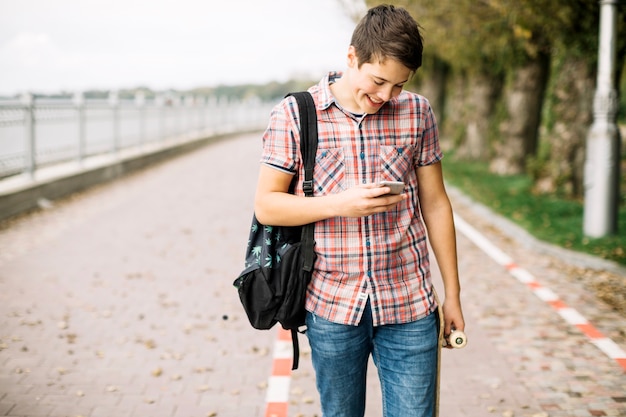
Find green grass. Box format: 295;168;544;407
443;158;626;266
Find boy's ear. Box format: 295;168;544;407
347;45;358;68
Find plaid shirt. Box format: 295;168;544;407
261;72;442;326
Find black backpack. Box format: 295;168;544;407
233;91;318;369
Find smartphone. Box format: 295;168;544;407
380;180;405;195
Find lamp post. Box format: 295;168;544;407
583;0;621;238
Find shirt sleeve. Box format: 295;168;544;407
260;96;301;174
414;96;443;167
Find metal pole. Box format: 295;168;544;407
109;90;120;155
74;91;86;165
583;0;621;238
21;93;35;178
155;94;165;143
135;91;146;147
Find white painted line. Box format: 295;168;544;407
557;307;588;325
265;376;291;403
264;328;294;417
454;212;626;371
508;267;536;284
592;339;626;360
454;216;513;266
273;340;293;359
533;287;560;302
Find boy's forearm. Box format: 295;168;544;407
423;205;461;300
255;192;336;226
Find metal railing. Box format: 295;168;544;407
0;92;274;179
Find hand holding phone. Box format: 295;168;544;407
379;181;405;195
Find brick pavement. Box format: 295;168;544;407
0;132;625;417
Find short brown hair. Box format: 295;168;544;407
351;4;424;72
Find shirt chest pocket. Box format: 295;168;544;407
314;147;345;195
380;146;413;182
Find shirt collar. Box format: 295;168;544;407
317;71;398;116
317;71;342;111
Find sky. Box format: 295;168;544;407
0;0;364;96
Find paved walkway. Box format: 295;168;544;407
0;132;624;417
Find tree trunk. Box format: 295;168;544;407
534;56;595;197
416;57;450;149
490;55;550;175
455;71;502;161
440;71;467;152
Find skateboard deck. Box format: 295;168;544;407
433;290;467;416
434;291;444;417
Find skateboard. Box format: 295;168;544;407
434;291;467;417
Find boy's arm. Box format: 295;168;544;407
254;164;406;226
417;161;465;336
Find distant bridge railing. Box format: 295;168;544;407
0;92;274;179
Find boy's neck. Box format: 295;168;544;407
330;76;362;115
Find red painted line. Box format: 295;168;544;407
526;281;542;290
454;215;626;373
576;323;606;340
277;327;292;341
547;299;568;310
265;402;288;417
505;262;518;270
264;328;293;417
272;358;293;377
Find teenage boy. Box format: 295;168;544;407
254;4;465;416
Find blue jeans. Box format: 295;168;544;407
305;303;438;417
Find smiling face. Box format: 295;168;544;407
333;45;412;115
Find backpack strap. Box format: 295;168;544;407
285;91;318;370
287;91;317;271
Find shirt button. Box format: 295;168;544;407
360;152;365;160
367;271;372;277
366;239;371;247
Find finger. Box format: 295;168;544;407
360;182;384;190
370;186;392;198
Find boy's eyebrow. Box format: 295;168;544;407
373;75;408;85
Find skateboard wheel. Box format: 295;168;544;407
449;330;467;348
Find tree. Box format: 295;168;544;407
365;0;625;199
386;0;524;162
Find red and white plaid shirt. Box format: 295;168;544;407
261;72;442;326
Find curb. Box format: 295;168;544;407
447;185;626;276
0;131;257;223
